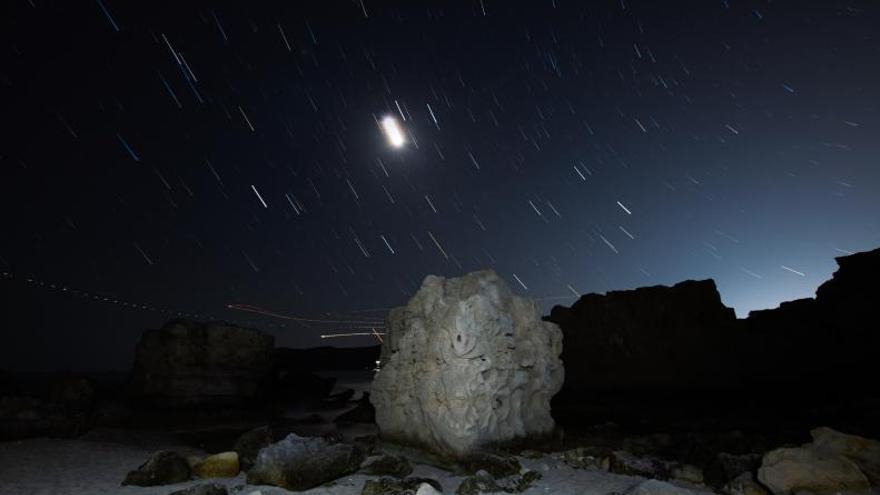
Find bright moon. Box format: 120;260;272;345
381;115;406;148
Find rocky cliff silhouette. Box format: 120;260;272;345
546;247;880;396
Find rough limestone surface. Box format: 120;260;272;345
810;427;880;485
246;433;365;491
757;446;870;495
370;270;564;457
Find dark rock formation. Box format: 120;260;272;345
547;279;740;391
130;319;274;408
742;247;880;391
547;247;880;399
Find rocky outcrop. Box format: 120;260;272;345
546;279;740;391
742;248;880;390
370;270;564;458
548;247;880;395
246;433;365;490
131;319;274;408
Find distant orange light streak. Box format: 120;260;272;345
226;303;384;326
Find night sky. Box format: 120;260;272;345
2;1;879;371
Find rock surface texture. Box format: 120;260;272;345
757;446;870;495
810;426;880;484
371;270;564;457
131;319;274;407
246;433;365;491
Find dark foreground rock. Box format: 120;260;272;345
336;391;377;424
757;447;869;494
810;426;880;485
234;425;274;471
361;454;414;478
757;427;880;495
456;469;542;494
131;319;275;408
169;484;228;495
247;433;365;490
361;477;443;495
122;450;191;486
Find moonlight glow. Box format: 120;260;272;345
381;115;406;148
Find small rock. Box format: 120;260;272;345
416;483;443;495
234;425;273;471
169;483;229;495
610;450;670;479
626;479;694;495
561;447;609;470
361;477;444;495
498;470;542;493
193;451;240;478
757;446;870;495
722;473;768;495
460;453;521;478
246;433;365;491
122;450;191;486
361;454;414;478
457;470;503;495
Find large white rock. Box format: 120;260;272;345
370;270;564;457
